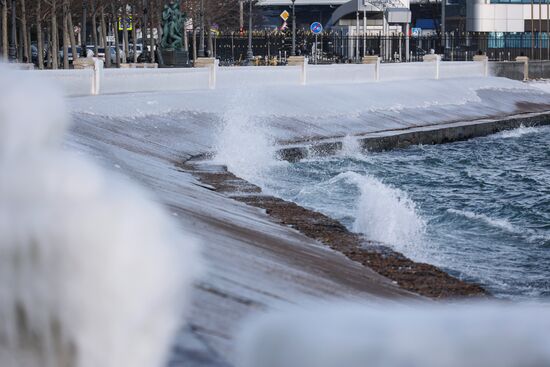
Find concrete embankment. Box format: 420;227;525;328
278;110;550;162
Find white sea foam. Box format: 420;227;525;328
0;66;200;367
334;172;426;253
495;125;538;139
213;89;284;184
237;302;550;367
447;208;516;233
339;135;364;159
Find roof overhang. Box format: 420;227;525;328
325;0;381;28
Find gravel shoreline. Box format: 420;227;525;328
181;160;488;299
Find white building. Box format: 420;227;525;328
467;0;550;32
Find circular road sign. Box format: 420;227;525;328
310;22;323;34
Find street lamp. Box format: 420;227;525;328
246;0;253;62
291;0;296;56
81;0;88;57
9;0;16;61
198;0;205;57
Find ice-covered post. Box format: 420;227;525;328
300;56;308;85
473;54;489;77
423;52;441;80
209;59;219;89
92;58;104;95
516;56;529;81
362;54;380;81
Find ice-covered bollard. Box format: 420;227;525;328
0;67;201;367
423;53;441;80
237;302;550;367
473;54;489;77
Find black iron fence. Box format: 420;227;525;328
188;31;550;65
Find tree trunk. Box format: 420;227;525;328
37;0;44;69
20;0;29;61
51;0;59;69
101;7;110;67
149;0;155;63
18;21;23;61
67;9;78;60
99;6;107;47
110;2;120;67
62;0;69;68
183;18;188;51
132;8;137;63
45;25;51;68
192;26;196;62
1;0;7;61
122;3;128;63
91;0;98;55
100;6;106;49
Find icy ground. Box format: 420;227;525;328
66;77;550;365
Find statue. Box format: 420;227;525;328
161;0;184;50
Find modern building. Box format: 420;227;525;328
466;0;550;32
257;0;412;60
257;0;410;34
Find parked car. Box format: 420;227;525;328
58;46;94;63
128;43;143;60
94;47;117;63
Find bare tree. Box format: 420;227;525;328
62;0;69;68
99;3;106;48
110;1;120;66
90;0;98;54
66;2;78;61
48;0;59;68
36;0;44;68
122;2;128;62
20;0;29;62
100;5;110;67
131;2;137;62
1;0;7;60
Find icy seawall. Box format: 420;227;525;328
63;76;550;364
22;60;487;97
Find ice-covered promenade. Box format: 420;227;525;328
56;63;550;365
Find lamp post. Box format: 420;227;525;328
8;0;16;61
246;0;253;62
291;0;296;56
198;0;205;57
81;0;88;57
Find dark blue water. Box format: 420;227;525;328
262;126;550;299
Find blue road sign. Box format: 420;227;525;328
310;22;323;34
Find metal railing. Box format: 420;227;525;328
188;31;550;65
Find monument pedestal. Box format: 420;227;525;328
160;49;190;68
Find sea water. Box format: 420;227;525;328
257;126;550;299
